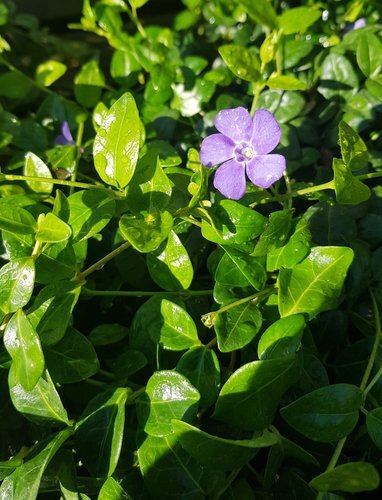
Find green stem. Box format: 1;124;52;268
364;365;382;397
82;287;213;298
212;468;241;500
250;82;265;116
251;180;334;207
360;289;381;392
70;122;85;195
0;56;52;95
2;173;120;194
202;286;276;327
73;241;132;283
316;437;347;500
125;3;147;38
358;171;382;181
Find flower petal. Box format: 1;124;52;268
199;133;235;167
251;109;282;155
214;107;253;143
62;121;74;143
213;159;247;200
246;154;286;189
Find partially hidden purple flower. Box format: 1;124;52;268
54;121;75;146
199;107;286;200
352;18;366;30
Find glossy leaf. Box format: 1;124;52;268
36;59;67;87
68;190;116;242
24;152;53;194
0;429;72;500
119;210;173;253
138;432;222;499
258;314;305;360
137;370;200;436
278;247;354;319
4;309;44;391
172;419;277;471
253;209;293;257
0;258;35;314
218;44;260;82
318;54;358;100
27;281;81;346
278;6;321;34
333;158;370;205
216;247;266;290
238;0;278;28
93;92;140;188
267;217;311;271
147;230;194;291
176;346;221;408
75;388;128;477
0;204;36;234
281;384;362;442
9;368;69;424
215;301;262;353
36;212;72;243
98;477;131;500
356;33;382;79
45;327;99;383
74;59;105;108
213;356;300;431
338;120;368;171
266;75;307;91
310;462;380;493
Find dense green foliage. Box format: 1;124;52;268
0;0;382;498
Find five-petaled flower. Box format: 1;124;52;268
54;121;76;146
199;107;286;200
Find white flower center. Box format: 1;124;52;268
241;146;254;160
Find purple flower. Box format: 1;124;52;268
199;107;286;200
54;121;75;146
352;18;366;30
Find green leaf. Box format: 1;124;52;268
68;190;116;243
172;420;277;471
45;327;99;383
24;152;53;194
0;258;35;313
218;44;260;82
171;78;216;117
75;388;128;477
36;212;72;243
338;120;369;171
278;7;321;35
333;158;370;204
128;0;149;9
147;230;193;291
137;370;200;437
36;60;67;87
318;54;358;100
0;71;32;99
0;204;36;234
310;462;380;493
176;346;221;408
281;384;362;442
74;59;105;108
258;314;305;360
213;356;300;431
267;217;311;271
119;210;173;253
216;247;266;290
278;246;354;319
27;281;81;346
266;75;307;91
238;0;278;28
125;151;172;212
98;477;131;500
253;209;293;256
4;309;44;391
138;432;222;498
93;92;140;188
136;297;201;351
88;323;129;346
215;301;262;353
366;408;382;451
201;200;267;249
0;429;72;500
9;368;69;424
356;33;382;79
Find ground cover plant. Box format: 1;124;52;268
0;0;382;497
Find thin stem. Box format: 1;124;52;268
250;82;265;116
125;3;147;38
2;173;120;194
360;289;381;392
364;365;382;397
202;286;275;327
82;287;213;298
212;468;241;500
0;56;52;95
251;180;334;207
70;122;85;195
358;171;382;181
31;239;43;260
316;437;347;500
73;241;132;283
